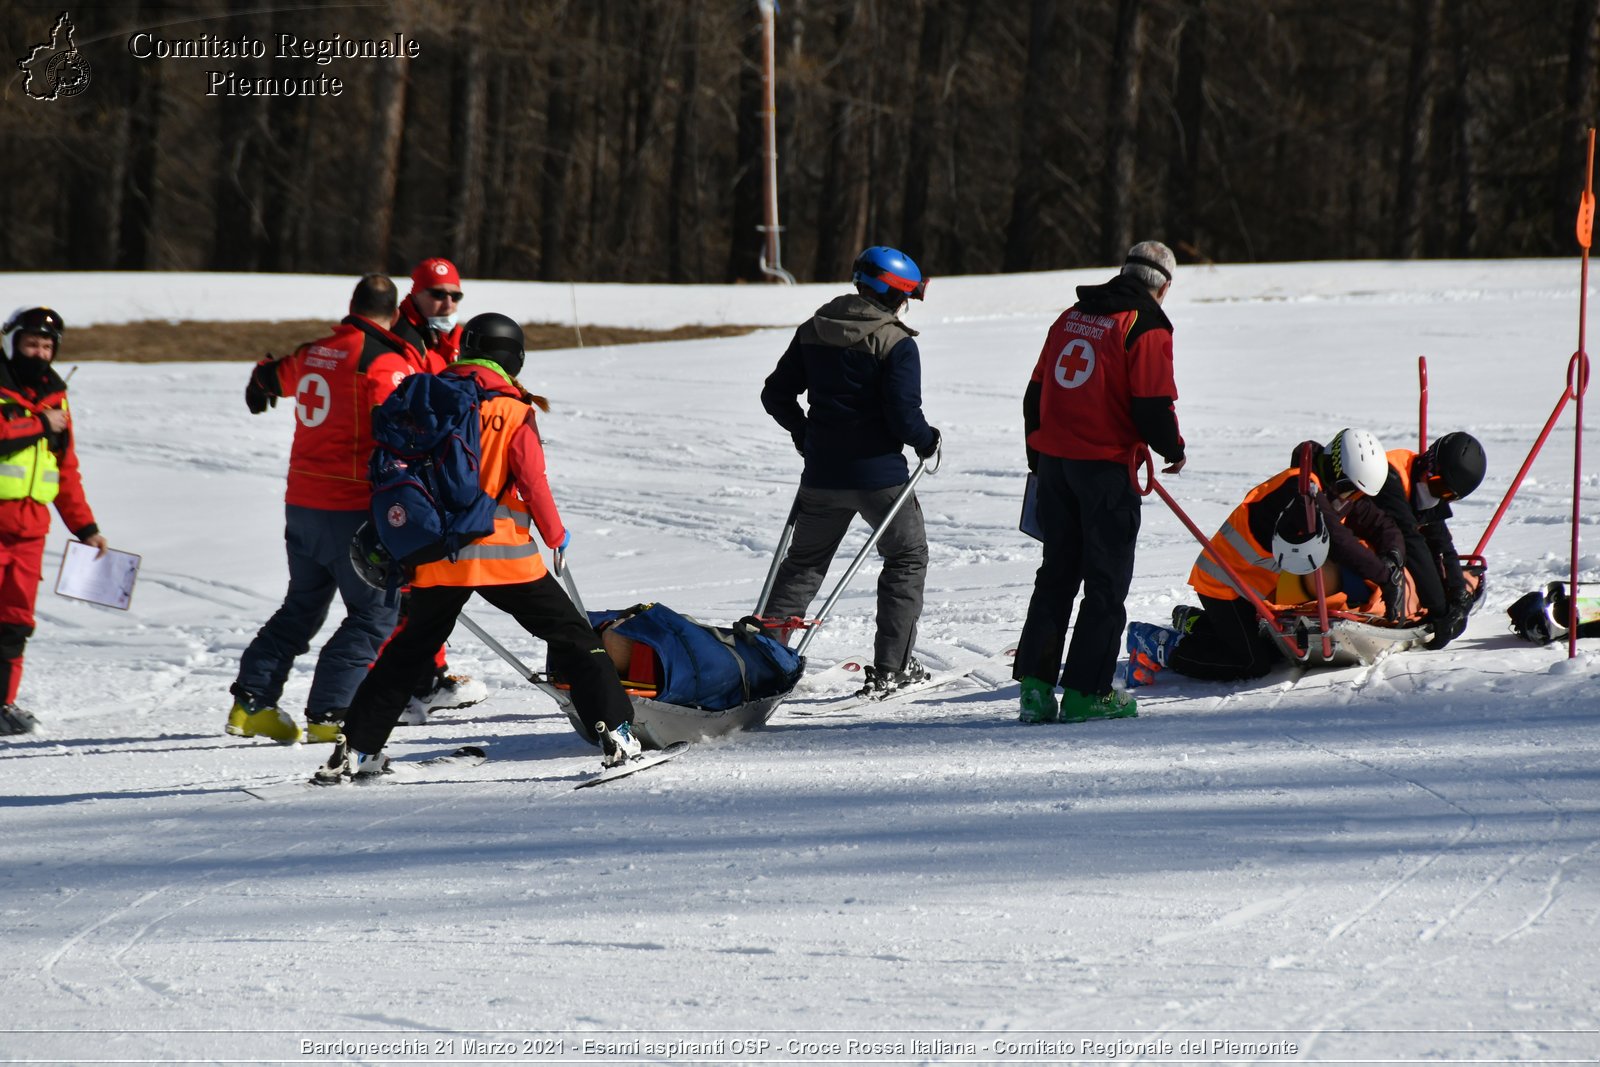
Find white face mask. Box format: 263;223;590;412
428;313;458;333
1412;479;1442;511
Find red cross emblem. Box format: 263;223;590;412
1053;338;1096;389
294;373;331;427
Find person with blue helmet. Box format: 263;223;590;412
760;245;941;698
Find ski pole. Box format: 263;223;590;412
754;494;800;617
555;555;589;618
456;610;572;708
794;456;931;657
1130;447;1305;661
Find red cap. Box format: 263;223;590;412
410;258;461;293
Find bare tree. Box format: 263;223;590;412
1553;0;1600;250
1100;0;1145;264
1003;0;1059;272
361;57;412;270
668;6;705;283
1164;0;1208;259
1393;0;1442;259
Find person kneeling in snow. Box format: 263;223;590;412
1126;429;1403;685
1370;431;1486;651
316;313;636;782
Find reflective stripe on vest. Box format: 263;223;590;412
0;398;63;505
1188;468;1306;602
410;394;548;588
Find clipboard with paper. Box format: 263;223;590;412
54;540;141;610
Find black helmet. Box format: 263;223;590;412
3;307;64;357
1421;431;1486;501
460;312;525;377
1506;584;1564;644
349;522;395;591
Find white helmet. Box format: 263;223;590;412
1271;502;1330;575
1327;427;1388;497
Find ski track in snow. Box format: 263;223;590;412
3;261;1600;1062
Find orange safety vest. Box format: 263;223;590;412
411;394;549;588
1188;468;1320;602
1387;448;1417;499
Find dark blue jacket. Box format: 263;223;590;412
762;294;936;491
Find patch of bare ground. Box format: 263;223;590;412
66;320;767;361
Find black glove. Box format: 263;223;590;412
1380;550;1406;623
1449;579;1477;614
245;358;279;415
1426;604;1469;650
790;430;806;457
1026;445;1039;474
915;427;941;461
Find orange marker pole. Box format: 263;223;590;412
1568;128;1594;658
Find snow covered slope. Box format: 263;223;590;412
3;260;1597;1062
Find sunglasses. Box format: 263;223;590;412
1333;478;1360;498
425;288;464;302
1425;474;1458;502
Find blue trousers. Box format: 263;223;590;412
235;505;399;716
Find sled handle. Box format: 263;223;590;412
456;609;572;713
1131;447;1306;662
754;494;800;618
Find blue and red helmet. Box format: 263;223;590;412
852;246;926;302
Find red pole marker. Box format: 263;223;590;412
1570;127;1594;659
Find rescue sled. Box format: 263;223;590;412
462;560;805;749
573;602;804;749
1268;556;1486;668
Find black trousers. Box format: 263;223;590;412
1167;594;1280;681
1014;456;1141;696
340;575;632;755
764;482;928;671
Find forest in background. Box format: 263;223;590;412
1;0;1597;285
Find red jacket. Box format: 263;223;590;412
1025;275;1183;466
266;316;426;511
0;365;96;540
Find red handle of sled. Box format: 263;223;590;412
1296;444;1334;660
1418;356;1429;452
1131;448;1305;661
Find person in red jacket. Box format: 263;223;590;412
385;256;487;720
395;257;462;371
316;313;635;782
1014;242;1185;725
0;308;108;735
228;274;428;744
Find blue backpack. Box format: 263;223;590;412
585;603;804;711
369;373;501;570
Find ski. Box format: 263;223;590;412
240;745;489;800
574;741;692;789
789;647;1017;716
